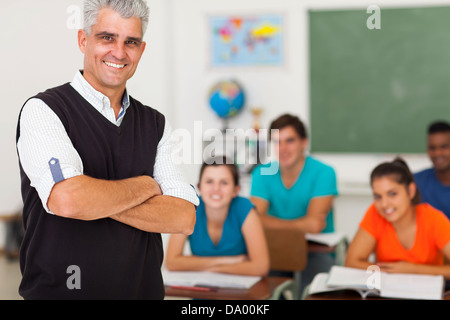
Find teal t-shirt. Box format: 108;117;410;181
189;196;254;256
250;156;338;233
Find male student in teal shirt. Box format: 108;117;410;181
250;114;338;293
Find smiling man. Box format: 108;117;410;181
250;114;338;294
250;114;338;234
414;121;450;219
16;0;198;300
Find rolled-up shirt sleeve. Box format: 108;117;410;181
17;98;84;214
153;121;199;207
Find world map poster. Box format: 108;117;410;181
209;14;284;66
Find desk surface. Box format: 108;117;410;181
165;276;291;300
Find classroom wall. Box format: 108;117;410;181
1;0;448;248
169;0;444;240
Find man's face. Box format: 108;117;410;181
427;131;450;172
78;8;146;94
271;126;307;170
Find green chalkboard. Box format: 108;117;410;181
309;6;450;153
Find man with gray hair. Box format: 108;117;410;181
16;0;198;299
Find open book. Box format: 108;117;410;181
309;266;444;300
162;270;261;289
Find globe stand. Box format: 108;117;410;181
221;118;230;133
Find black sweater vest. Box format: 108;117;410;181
17;83;166;300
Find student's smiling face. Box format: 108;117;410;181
427;132;450;173
371;176;416;224
198;166;240;211
77;7;146;94
271;126;308;170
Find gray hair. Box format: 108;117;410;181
83;0;150;36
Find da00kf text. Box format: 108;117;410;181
226;304;269;315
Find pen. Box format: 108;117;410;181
170;285;217;292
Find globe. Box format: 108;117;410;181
208;80;245;119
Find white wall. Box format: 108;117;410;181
0;0;86;250
1;0;448;247
1;0;80;216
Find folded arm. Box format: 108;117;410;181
377;243;450;280
111;195;196;235
165;209;269;276
345;228;377;270
48;174;195;235
347;229;450;280
165;234;247;271
48;175;161;221
251;195;334;234
206;209;270;276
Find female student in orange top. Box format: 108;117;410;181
165;157;269;276
345;158;450;279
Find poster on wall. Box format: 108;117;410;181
209;14;284;67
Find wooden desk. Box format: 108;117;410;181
307;238;348;266
307;242;337;254
165;276;291;300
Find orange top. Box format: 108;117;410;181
360;203;450;265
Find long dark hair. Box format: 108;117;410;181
199;156;240;186
370;157;421;205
